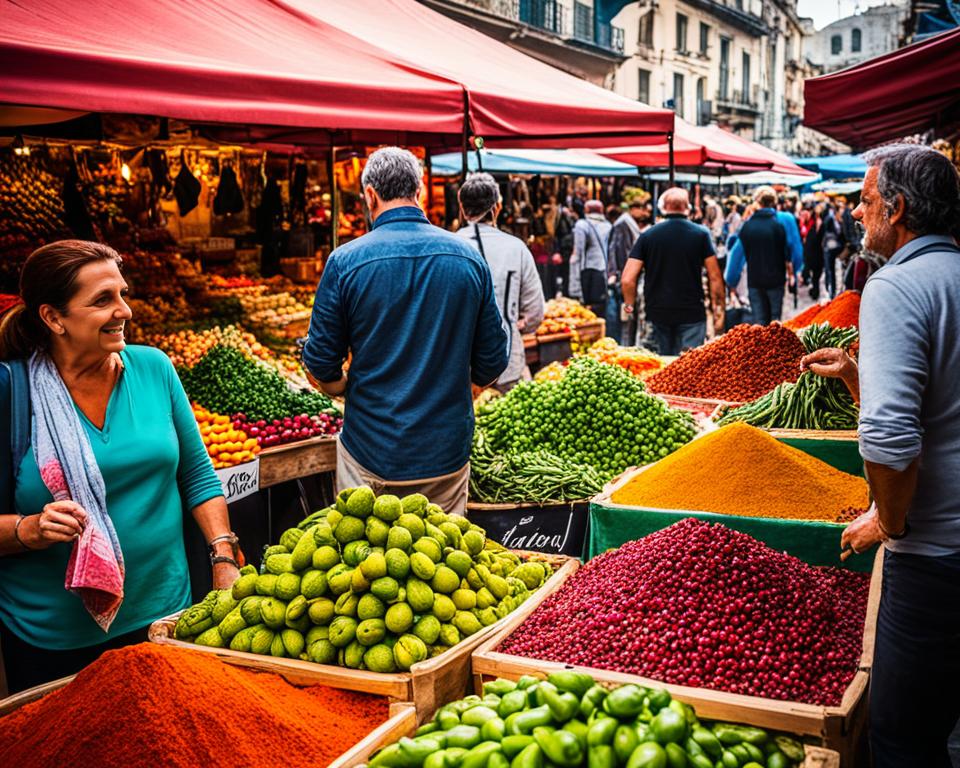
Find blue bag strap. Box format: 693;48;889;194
2;359;31;509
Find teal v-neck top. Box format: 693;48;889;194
0;345;223;649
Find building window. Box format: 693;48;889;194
696;77;708;124
719;37;730;99
676;13;688;53
673;73;685;117
638;9;654;46
741;51;751;102
851;28;862;53
831;34;842;55
638;69;651;105
699;22;710;55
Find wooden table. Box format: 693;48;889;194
257;435;338;488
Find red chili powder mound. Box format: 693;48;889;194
0;643;389;768
784;291;861;330
645;324;805;401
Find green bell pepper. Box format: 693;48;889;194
587;745;616;768
625;741;668;768
646;689;672;715
561;719;589;750
587;716;618;747
498;690;529;719
579;685;608;720
650;708;688;745
603;685;646;719
543;688;580;723
613;724;639;764
533;726;584;767
510;742;543;768
664;742;688;768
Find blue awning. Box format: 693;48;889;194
791;154;866;180
430;148;639;177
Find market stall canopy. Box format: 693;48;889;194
791;154;866;180
430;148;638;177
286;0;675;148
0;0;467;145
597;122;816;176
804;27;960;149
644;169;820;188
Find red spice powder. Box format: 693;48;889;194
784;291;861;331
645;324;805;401
0;643;389;768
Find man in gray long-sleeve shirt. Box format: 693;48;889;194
801;144;960;767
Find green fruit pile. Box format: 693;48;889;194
369;672;807;768
178;344;337;422
174;486;554;672
476;356;697;480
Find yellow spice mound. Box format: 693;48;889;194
611;422;869;521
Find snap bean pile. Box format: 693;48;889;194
470;429;605;504
717;324;860;431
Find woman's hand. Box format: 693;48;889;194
840;505;884;561
212;561;241;590
26;502;88;548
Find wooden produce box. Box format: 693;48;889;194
333;696;839;768
466;499;589;558
587;462;876;572
0;674;416;767
658;393;744;419
149;553;578;722
537;332;574;365
471;547;883;767
258;434;338;488
574;318;606;345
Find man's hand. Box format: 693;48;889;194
800;347;860;404
840;504;884;561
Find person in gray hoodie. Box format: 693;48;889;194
457;173;545;392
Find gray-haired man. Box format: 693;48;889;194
800;144;960;767
302;147;508;513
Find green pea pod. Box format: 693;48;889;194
546;671;595;698
481;718;506;743
461;741;505;768
588;745;616;768
484;679;519;697
692;727;724;759
664;743;688;768
562;719;589;750
613;724;639;765
510;743;543;768
773;737;804;763
587;716;618;747
533;726;584;767
714;725;769;747
506;705;553;735
543;688;580;723
463;706;501;728
516;675;540;691
625;741;667;768
579;685;608;719
446;725;483;750
603;685;646;719
498;690;529;719
501;735;535;760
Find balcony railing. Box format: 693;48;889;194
715;89;759;111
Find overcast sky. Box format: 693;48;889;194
797;0;899;31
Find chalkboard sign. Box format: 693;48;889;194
466;500;589;558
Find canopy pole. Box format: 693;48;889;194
668;131;675;186
329;145;339;250
461;90;470;182
425;150;434;217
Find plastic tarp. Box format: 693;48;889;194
804;27;960;149
792;154;867;180
430;148;638;177
597;121;816;176
0;0;466;143
288;0;675;148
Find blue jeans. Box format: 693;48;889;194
870;550;960;768
605;286;622;346
650;321;706;356
748;286;785;325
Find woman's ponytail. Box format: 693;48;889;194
0;303;40;361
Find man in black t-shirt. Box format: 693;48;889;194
621;188;725;355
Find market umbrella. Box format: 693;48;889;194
429;148;639;177
804;27;960;150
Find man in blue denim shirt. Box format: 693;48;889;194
302;148;508;513
801;145;960;767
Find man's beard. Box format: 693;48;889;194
865;219;897;260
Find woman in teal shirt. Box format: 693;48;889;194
0;241;239;693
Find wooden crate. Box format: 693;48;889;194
574;318;606;345
0;673;416;767
471;547;882;766
258;435;338;488
466;499;589;557
150;553;578;722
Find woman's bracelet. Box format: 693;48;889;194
207;532;239;566
14;515;37;551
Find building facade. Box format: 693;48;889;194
419;0;627;85
804;2;909;73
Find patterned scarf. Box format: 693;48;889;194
29;352;125;632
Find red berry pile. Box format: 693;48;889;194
231;412;342;449
500;518;869;706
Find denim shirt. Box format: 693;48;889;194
858;234;960;556
302;206;508;480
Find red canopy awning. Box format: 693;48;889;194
804;27;960;150
287;0;674;148
0;0;466;143
597;122;815;176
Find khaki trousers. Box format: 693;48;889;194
336;440;469;515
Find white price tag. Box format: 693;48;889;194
215;458;260;504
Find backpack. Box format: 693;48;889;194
1;359;31;514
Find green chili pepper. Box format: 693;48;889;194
461;741;505;768
395;736;442;767
728;745;750;764
713;725;769;747
484;679;518;697
561;719;589;750
532;682;557;708
416;722;440;736
691;727;723;759
510;743;543;768
742;743;764;763
543;688;580;723
587;716;618;747
603;685;646;719
579;685;608;719
498;690;529;719
546;671;595;698
533;726;584;767
501;735;535;760
588;745;617;768
505;705;553;735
